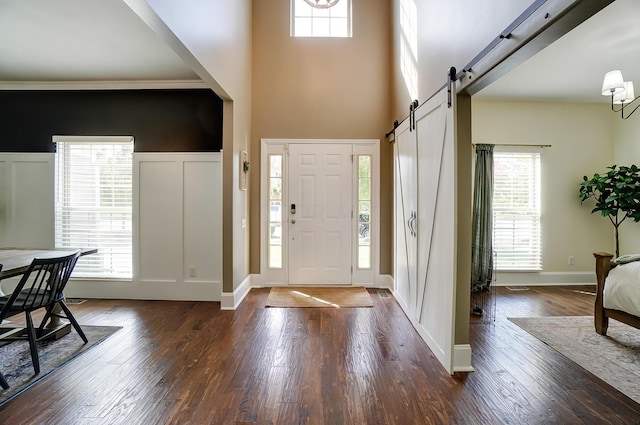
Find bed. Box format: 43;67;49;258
593;252;640;335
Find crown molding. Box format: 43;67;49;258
0;79;208;90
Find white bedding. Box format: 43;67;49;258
604;261;640;317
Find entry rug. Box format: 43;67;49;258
509;316;640;404
0;325;121;407
265;286;373;308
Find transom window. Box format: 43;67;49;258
291;0;352;38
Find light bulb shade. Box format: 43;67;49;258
613;81;635;104
602;70;625;95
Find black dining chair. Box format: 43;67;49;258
0;263;8;390
0;250;87;375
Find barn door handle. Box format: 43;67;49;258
407;211;417;237
412;211;417;237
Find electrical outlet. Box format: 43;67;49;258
189;266;197;277
568;256;575;266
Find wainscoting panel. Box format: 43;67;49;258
0;152;222;301
0;153;54;248
137;159;181;282
134;153;222;300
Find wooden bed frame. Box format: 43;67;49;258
593;252;640;335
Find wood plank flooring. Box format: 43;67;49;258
1;286;640;424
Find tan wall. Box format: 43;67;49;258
390;0;531;122
250;0;393;275
614;114;640;255
141;0;253;291
473;100;615;271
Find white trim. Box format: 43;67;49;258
453;345;474;373
260;139;381;286
0;80;207;91
495;271;596;286
375;274;394;289
221;274;253;310
64;279;221;301
53;135;134;144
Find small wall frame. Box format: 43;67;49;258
240;150;248;190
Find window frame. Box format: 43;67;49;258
53;135;134;279
492;147;542;271
290;0;353;38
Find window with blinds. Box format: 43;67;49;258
493;150;542;271
53;136;133;278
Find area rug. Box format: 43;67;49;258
509;316;640;404
265;286;373;308
0;325;121;407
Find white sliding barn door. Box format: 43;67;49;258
414;89;456;374
394;120;417;316
393;88;457;374
288;144;353;284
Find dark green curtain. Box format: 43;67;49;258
471;144;494;292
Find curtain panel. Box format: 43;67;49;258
471;144;494;292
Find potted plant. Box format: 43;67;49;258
579;164;640;257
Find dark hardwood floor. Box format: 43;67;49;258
1;286;640;424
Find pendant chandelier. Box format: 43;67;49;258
602;70;640;119
304;0;340;9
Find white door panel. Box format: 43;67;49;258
393;88;457;374
289;144;352;284
415;89;456;374
394;120;417;315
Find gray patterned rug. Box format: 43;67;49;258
509;316;640;404
0;325;121;407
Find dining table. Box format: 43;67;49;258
0;247;98;339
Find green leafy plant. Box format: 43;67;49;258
579;165;640;257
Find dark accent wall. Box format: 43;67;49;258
0;89;223;152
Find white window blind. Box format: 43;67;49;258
54;136;133;278
493;150;542;271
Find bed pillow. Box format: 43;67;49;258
612;254;640;265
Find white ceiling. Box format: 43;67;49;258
0;0;199;82
476;0;640;104
0;0;637;102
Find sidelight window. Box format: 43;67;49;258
357;155;372;269
268;154;284;269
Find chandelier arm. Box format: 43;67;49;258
611;95;624;113
621;97;640;119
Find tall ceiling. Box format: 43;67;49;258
476;0;640;104
0;0;637;103
0;0;199;82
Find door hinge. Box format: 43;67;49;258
351;210;353;219
351;154;354;163
351;265;353;274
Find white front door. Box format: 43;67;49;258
288;144;352;284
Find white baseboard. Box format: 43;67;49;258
64;279;222;301
453;344;474;372
221;274;253;310
375;274;394;288
495;271;595;286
